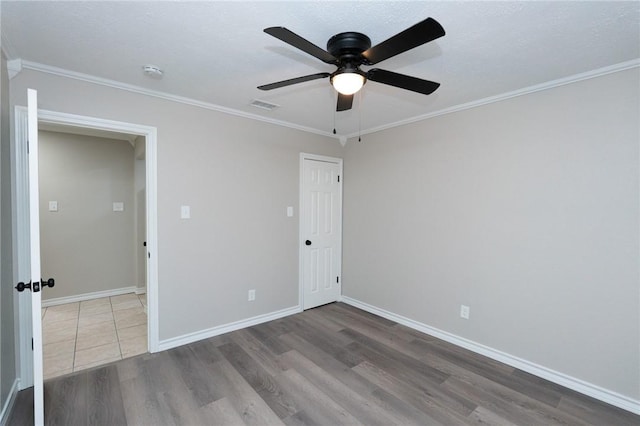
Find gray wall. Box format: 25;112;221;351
342;68;640;400
39;131;136;300
10;69;343;340
0;50;17;412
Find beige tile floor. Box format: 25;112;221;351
41;293;147;380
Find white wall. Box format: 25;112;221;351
10;69;343;341
39;130;136;300
342;68;640;401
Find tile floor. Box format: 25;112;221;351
41;293;147;380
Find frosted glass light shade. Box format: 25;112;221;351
332;72;365;95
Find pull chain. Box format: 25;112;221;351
333;92;337;134
358;90;362;142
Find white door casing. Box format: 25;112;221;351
300;154;343;310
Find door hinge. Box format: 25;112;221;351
338;175;340;183
27;140;29;154
337;276;339;283
32;338;34;351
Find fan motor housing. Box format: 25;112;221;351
327;32;371;63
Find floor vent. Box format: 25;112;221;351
250;99;280;111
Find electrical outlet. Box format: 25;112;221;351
460;305;470;320
248;289;256;301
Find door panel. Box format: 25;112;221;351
302;157;342;309
28;88;45;424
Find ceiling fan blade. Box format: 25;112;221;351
361;18;445;65
258;73;330;90
264;27;338;65
367;68;440;95
337;93;354;111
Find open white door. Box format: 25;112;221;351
27;88;45;425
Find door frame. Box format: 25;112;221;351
298;153;343;310
14;107;159;387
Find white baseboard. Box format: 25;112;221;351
341;296;640;415
0;379;20;426
135;287;146;295
42;286;137;307
158;305;302;351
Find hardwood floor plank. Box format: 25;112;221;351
287;314;363;367
85;365;127;425
299;307;347;333
278;331;380;397
556;390;640;426
342;327;450;385
119;376;166;425
119;352;195;425
246;325;292;355
209;358;285;426
467;406;519;426
369;387;446;426
279;350;401;426
6;386;34;426
167;344;225;407
187;337;225;365
200;397;248;426
230;328;289;376
350;340;481;420
410;337;564;407
44;372;89;426
325;302;398;328
155;388;209;426
218;340;297;419
282;410;320;426
441;375;587;426
271;368;364;425
321;303;417;344
352;360;469;425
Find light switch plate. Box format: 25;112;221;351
48;201;58;212
287;206;294;217
113;202;124;212
181;205;191;219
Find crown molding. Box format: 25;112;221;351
6;58;22;80
18;60;338;141
16;58;639;143
347;58;640;139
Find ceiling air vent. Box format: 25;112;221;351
250;99;280;111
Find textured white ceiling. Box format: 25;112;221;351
2;1;639;137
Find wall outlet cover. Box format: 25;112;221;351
460;305;470;320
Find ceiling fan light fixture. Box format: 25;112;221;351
331;72;365;95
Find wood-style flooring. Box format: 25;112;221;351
9;302;638;425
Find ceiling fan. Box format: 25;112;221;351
258;18;445;112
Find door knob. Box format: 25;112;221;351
15;281;31;292
305;240;312;246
